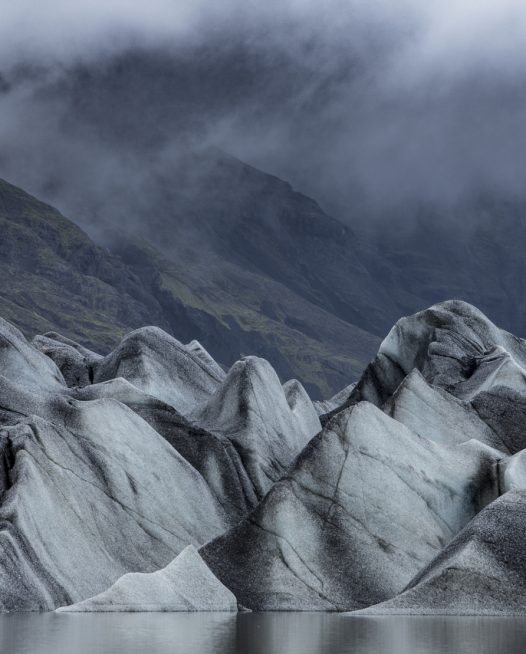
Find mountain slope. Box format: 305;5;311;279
357;197;526;341
101;149;410;338
0;178;170;351
0;174;383;397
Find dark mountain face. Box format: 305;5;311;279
0;175;382;398
102;150;397;397
4;49;526;400
5;139;526;400
102;149;403;336
0;178;172;351
357;197;526;341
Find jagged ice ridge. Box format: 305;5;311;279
0;300;525;614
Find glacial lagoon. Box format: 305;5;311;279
2;612;525;654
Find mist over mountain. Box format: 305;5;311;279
3;0;526;221
2;0;526;394
0;172;386;398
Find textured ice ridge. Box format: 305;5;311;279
0;300;524;614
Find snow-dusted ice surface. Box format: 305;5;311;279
0;402;230;611
313;382;355;415
354;491;526;615
32;332;102;388
191;357;320;501
201;402;501;610
94;327;224;414
58;546;238;612
283;379;322;440
341;300;526;411
0;318;66;391
2;300;526;613
0;320;318;611
384;369;506;450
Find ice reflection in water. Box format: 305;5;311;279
1;612;526;654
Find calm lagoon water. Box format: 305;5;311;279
1;612;525;654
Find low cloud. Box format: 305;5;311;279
1;0;526;224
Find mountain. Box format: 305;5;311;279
103;150;402;335
356;196;526;341
6;147;526;401
98;148;405;397
0;172;386;398
5;49;526;397
0;300;525;613
0;178;170;351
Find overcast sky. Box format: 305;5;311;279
1;0;526;223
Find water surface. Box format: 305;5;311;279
2;612;525;654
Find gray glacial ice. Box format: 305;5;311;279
353;491;526;615
94;327;224;414
191;357;320;500
0;318;66;391
32;332;102;388
313;382;356;415
201;402;501;610
341;300;526;410
58;545;238;612
384;369;507;450
0;300;526;614
0;402;230;611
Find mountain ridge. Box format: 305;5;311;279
0;168;384;397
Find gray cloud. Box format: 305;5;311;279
1;0;526;225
